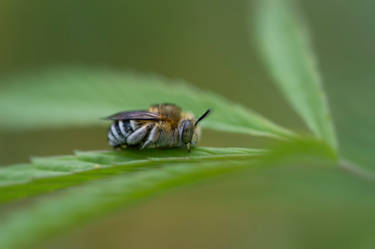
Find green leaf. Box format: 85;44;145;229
0;147;263;204
0;139;337;249
0;162;258;249
49;161;374;249
0;68;293;138
254;0;337;149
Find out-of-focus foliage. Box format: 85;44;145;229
254;0;337;150
0;68;293;138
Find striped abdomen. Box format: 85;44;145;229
107;120;181;149
107;120;134;148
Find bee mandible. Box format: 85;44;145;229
105;103;211;152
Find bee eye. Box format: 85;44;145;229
180;120;194;144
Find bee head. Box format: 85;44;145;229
180;109;211;152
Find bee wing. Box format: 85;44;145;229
105;111;164;121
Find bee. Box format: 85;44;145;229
105;103;211;152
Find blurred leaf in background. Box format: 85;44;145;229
0;68;293;138
254;0;337;150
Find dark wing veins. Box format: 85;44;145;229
105;111;164;121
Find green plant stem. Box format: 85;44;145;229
339;159;375;182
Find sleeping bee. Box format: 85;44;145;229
105;103;211;152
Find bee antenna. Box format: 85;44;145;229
194;109;211;126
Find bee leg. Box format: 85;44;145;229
186;143;191;152
126;124;152;145
140;125;160;150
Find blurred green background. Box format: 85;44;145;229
0;0;374;248
0;0;374;167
